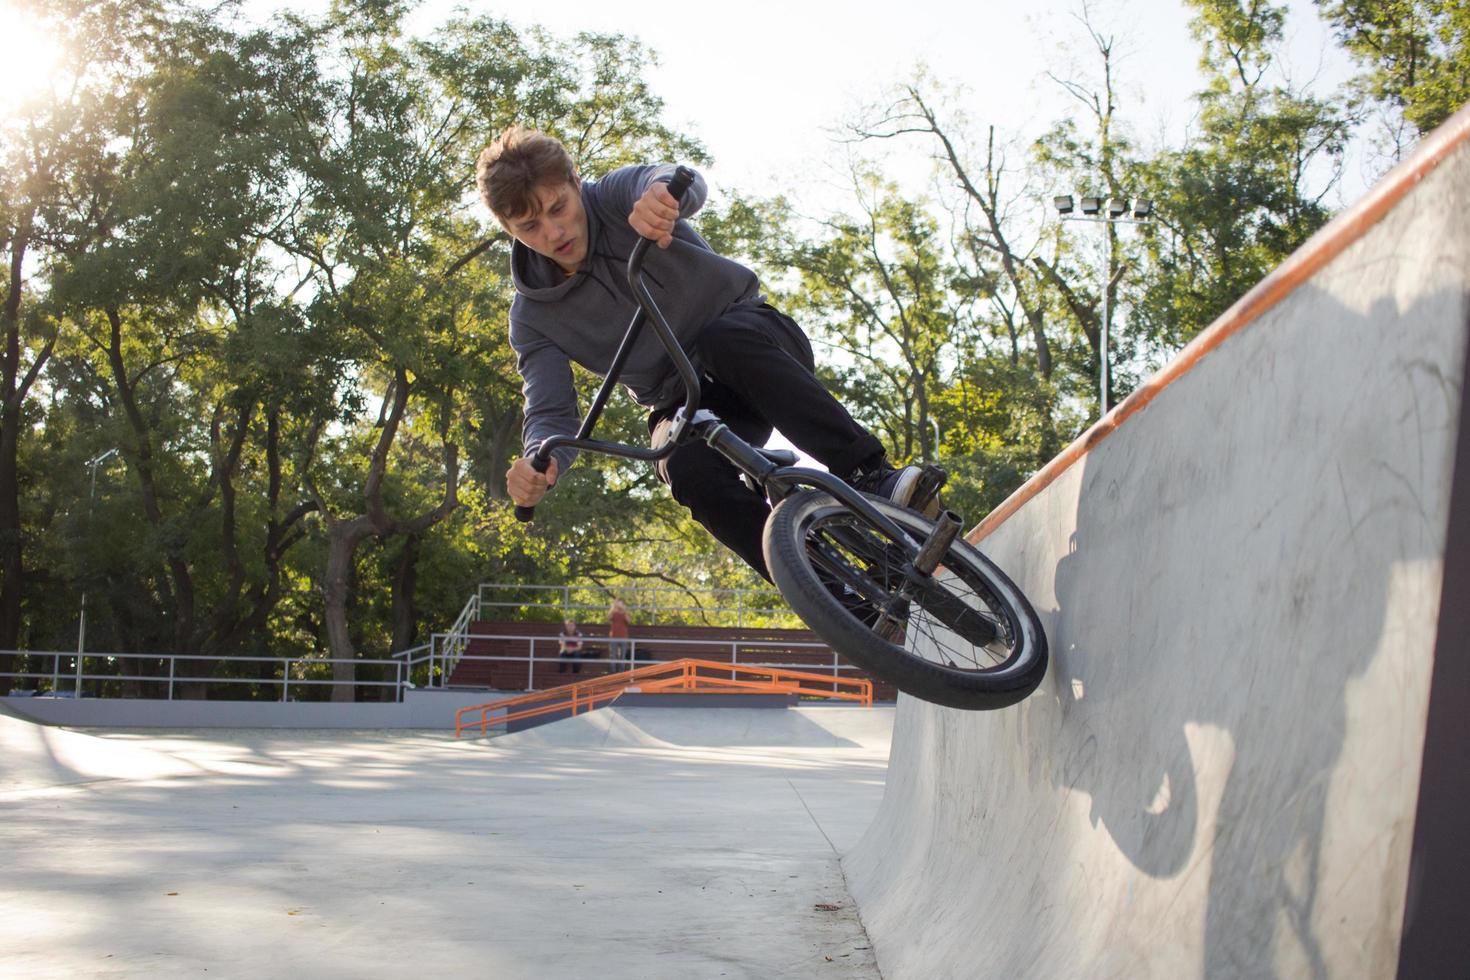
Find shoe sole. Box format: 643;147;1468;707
888;465;946;519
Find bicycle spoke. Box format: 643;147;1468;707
803;511;1019;673
804;537;909;635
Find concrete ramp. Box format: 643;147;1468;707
0;704;195;793
490;704;893;750
845;107;1470;977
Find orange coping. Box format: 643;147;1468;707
454;657;873;737
971;102;1470;545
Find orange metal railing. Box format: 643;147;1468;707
454;657;872;737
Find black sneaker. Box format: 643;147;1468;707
852;462;946;518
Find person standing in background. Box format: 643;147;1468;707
608;599;631;670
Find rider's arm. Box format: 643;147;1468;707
511;321;581;477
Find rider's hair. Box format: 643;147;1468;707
476;125;578;223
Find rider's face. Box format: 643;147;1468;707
505;180;588;275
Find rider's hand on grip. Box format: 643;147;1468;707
630;166;696;248
508;454;557;523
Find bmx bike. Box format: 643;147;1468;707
514;167;1047;710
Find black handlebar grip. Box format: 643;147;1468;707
665;165;696;203
512;451;554;523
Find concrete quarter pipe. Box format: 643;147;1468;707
845;105;1470;978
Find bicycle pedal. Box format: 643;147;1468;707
915;464;948;495
912;464;948;517
875;597;910;643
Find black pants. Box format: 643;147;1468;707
648;303;884;580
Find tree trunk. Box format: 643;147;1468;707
390;532;420;655
0;214;41;676
309;368;458;703
0;400;21;679
104;308;205;694
322;515;374;703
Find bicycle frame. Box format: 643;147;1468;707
518;167;920;549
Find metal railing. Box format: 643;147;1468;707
473;582;797;628
0;584;845;705
1;583;816;702
2;649;415;701
394;631;862;694
429;582;803;683
436;593;479;685
1;632;859;705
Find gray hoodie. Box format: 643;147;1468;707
508;164;761;473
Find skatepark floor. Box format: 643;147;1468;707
0;705;890;979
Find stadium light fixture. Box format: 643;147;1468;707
1051;187;1156;416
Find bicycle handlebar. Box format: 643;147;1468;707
514;165;698;523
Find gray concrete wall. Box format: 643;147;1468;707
844;117;1470;977
1;688;511;730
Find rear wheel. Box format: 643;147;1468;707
763;491;1047;710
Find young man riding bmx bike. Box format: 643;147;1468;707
476;125;944;579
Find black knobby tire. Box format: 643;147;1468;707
762;490;1047;710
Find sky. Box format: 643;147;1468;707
480;0;1209;196
1;0;1367;209
413;0;1366;209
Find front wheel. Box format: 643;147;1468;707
763;491;1047;710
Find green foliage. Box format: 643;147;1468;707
1316;0;1470;135
1126;0;1348;353
758;171;965;462
2;0;745;696
0;0;1424;696
931;359;1083;519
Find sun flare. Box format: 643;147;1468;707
0;3;65;113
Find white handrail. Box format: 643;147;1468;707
473;582;795;627
0;638;866;703
2;650;410;702
433;593;481;685
421;631;858;693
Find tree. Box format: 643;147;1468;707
30;7;340;696
831;75;1095;505
1316;0;1470;143
0;0;152;672
1126;0;1350;357
275;5;713;697
763;168;965;461
853;80;1062;380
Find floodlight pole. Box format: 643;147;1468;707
75;448;118;688
1055;197;1153;415
1101;224;1113;412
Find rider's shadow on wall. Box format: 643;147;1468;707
1042;281;1459;976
